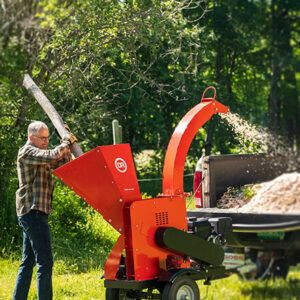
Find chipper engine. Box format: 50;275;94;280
52;87;232;299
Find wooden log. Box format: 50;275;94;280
23;74;84;158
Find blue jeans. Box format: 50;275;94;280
13;210;53;300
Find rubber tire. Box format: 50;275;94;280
106;288;121;300
162;277;200;300
105;288;137;300
272;259;289;279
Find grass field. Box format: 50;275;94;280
1;257;299;300
1;195;299;299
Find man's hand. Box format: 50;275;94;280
58;143;70;160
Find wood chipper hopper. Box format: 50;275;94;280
53;87;231;299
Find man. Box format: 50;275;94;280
13;121;76;300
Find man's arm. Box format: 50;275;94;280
19;135;71;166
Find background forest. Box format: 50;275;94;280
0;0;299;266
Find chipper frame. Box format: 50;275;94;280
53;87;230;299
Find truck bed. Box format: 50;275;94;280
192;153;300;228
187;208;300;232
188;153;300;250
200;153;300;208
187;208;300;250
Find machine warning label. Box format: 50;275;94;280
115;158;127;173
223;253;245;268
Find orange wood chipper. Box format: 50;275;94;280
53;87;232;299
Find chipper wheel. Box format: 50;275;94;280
162;276;200;300
105;288;135;299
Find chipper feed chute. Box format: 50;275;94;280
52;143;142;233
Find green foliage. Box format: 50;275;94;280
1;179;119;271
0;0;299;255
242;186;257;200
0;179;22;256
50;182;119;272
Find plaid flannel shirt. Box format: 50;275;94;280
16;141;71;216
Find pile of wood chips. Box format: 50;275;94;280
217;186;252;209
217;172;300;214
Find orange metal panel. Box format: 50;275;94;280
53;144;142;232
129;196;190;281
104;235;124;280
162;99;228;196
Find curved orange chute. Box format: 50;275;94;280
162;89;228;195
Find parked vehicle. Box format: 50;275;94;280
190;153;300;280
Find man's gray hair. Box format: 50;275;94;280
28;121;48;136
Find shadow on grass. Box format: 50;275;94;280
241;278;300;299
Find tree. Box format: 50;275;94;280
268;0;299;149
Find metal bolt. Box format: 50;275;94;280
109;219;112;222
119;228;122;232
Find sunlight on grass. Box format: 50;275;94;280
0;258;106;300
198;269;300;300
1;257;299;300
52;271;106;300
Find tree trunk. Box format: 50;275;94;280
279;2;299;150
268;0;299;151
268;0;282;136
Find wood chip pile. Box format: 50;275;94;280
217;172;300;214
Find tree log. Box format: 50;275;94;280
23;74;84;158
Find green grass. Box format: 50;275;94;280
202;267;300;300
2;192;299;299
0;257;106;299
1;257;299;299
